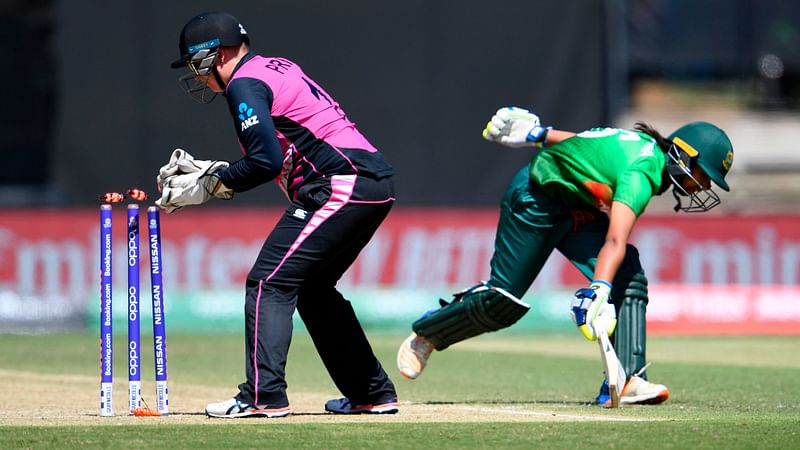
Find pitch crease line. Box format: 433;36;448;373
460;406;649;422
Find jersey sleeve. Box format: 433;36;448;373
613;170;654;216
612;142;665;216
215;77;284;192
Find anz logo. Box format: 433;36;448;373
238;102;260;131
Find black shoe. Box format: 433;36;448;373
324;396;399;414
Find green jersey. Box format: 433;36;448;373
529;128;666;216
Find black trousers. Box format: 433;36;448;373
236;174;396;407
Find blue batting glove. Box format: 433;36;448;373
569;280;616;341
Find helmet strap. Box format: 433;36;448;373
211;66;227;91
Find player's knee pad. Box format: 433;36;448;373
412;283;530;350
612;271;648;378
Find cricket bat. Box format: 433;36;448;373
598;332;627;408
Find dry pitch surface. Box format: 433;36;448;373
5;336;792;427
0;368;645;426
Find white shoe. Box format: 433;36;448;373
205;397;291;418
397;332;434;380
620;376;670;405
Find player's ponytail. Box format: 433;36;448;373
633;122;671;154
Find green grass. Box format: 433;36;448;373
2;421;798;449
1;333;799;449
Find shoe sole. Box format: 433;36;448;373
601;389;669;407
353;401;399;414
326;401;399;415
397;334;426;380
206;406;291;418
399;368;418;380
620;389;670;405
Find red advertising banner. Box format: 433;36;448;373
0;207;798;334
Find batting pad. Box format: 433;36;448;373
413;284;530;350
613;273;648;379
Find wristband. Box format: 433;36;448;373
526;125;551;144
590;280;612;297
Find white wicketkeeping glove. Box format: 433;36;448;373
569;280;617;341
156;148;228;193
155;161;233;213
157;149;197;191
482;106;549;148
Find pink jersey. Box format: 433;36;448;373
233;56;378;152
219;53;392;198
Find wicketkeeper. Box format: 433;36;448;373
397;106;735;406
158;11;399;417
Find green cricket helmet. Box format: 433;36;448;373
665;121;734;212
668;122;734;191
